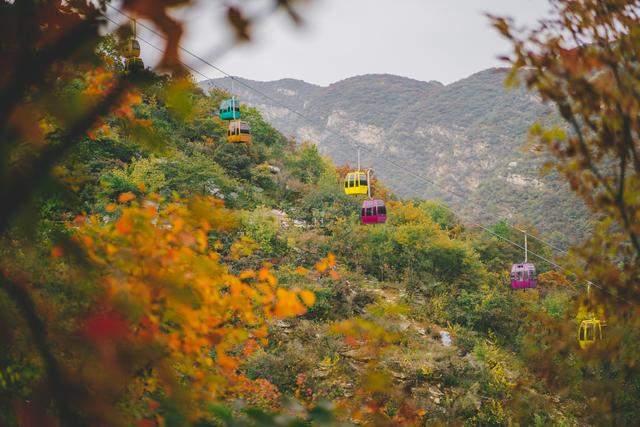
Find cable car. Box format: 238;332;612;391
361;199;387;225
123;39;143;72
510;263;537;289
227;120;251;143
510;232;537;289
123;38;140;59
123;20;143;72
219;98;241;121
578;319;604;349
344;171;369;196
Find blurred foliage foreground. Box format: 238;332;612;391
2;0;640;426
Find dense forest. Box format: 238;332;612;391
1;0;639;426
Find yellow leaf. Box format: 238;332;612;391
298;290;315;307
239;270;255;280
315;259;328;273
275;289;306;317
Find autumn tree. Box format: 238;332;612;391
0;0;310;424
492;0;640;423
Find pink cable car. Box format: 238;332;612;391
510;263;537;289
361;199;387;225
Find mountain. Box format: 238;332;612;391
8;64;633;425
201;69;592;246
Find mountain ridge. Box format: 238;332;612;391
200;68;591;245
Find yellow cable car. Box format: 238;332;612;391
578;319;604;349
228;120;251;143
123;20;143;72
344;171;369;196
123;38;141;59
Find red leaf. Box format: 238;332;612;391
84;312;129;343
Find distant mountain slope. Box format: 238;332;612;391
201;69;592;245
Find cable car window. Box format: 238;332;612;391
586;324;594;340
349;177;355;187
359;174;368;186
378;205;386;215
365;207;373;216
518;271;523;280
361;208;365;217
344;180;349;189
372;206;377;215
580;326;585;341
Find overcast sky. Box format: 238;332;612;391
131;0;550;86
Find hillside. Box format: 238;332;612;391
2;50;637;423
4;2;639;425
202;69;592;247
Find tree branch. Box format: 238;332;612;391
615;143;640;256
0;76;133;234
0;276;77;425
563;106;615;196
0;13;99;131
609;64;640;174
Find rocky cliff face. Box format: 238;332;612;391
201;69;592;245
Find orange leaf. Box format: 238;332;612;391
115;215;133;235
294;266;309;276
327;252;336;267
50;245;64;259
118;192;136;203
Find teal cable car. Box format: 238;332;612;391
219;98;240;121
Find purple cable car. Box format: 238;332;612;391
361;199;387;225
510;263;537;289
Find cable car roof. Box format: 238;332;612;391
229;120;250;128
362;199;385;207
511;263;536;271
220;98;239;108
